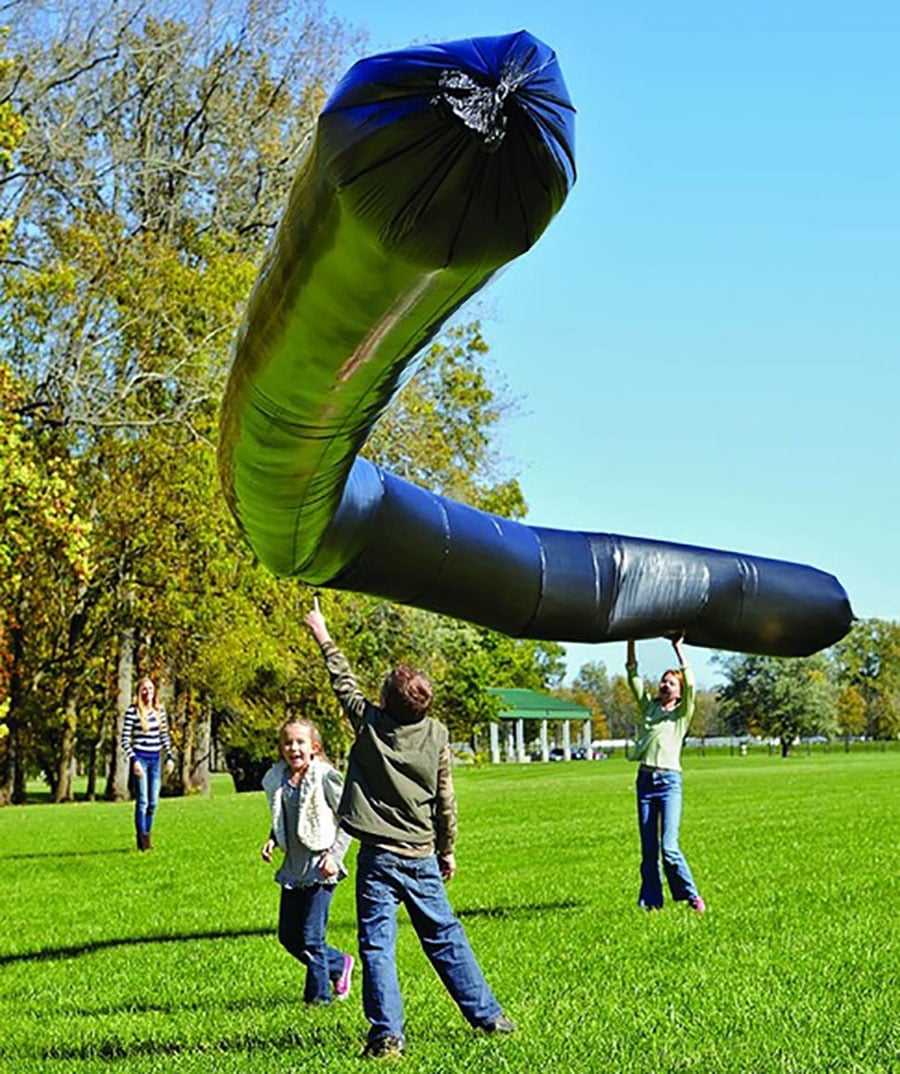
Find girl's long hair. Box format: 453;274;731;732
136;677;156;733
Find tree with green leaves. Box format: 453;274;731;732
427;620;565;747
831;618;900;740
0;26;25;257
572;660;642;739
715;652;837;757
689;688;727;739
566;661;612;739
0;0;360;797
0;365;92;802
835;684;867;749
3;3;352;423
365;320;527;518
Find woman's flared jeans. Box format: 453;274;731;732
636;766;699;908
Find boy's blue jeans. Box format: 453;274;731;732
133;750;161;843
278;884;347;1004
636;766;700;908
356;845;502;1045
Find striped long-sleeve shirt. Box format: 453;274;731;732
121;706;174;763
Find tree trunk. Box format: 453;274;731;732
780;738;792;758
0;624;26;805
190;693;211;795
85;703;107;801
0;720;15;806
0;723;19;806
53;683;81;802
105;622;135;801
172;677;192;797
85;740;98;800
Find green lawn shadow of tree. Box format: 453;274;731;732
1;848;134;861
16;1021;361;1063
0;927;274;966
457;899;585;919
0;901;586;966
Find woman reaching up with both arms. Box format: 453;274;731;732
626;635;705;914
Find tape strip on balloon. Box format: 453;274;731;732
218;30;852;656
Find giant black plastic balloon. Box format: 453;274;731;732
219;30;852;657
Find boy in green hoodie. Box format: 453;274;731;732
305;599;514;1059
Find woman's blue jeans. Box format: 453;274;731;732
356;845;502;1045
278;884;347;1004
636;766;699;908
132;750;162;845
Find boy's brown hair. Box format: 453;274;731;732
382;664;433;725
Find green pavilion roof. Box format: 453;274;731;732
487;688;591;720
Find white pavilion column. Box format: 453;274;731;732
505;722;516;763
562;719;571;760
489;721;500;765
584;718;592;756
516;718;526;763
540;719;549;762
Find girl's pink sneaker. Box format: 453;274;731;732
335;954;354;1000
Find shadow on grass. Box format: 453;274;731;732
458;899;585;920
72;992;319;1018
1;847;133;861
0;926;274;966
1;901;586;967
6;1020;361;1063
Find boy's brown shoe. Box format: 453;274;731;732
481;1013;516;1034
361;1035;405;1060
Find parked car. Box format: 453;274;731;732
530;746;592;761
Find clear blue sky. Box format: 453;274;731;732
324;0;899;688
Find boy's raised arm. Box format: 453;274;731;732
305;598;368;730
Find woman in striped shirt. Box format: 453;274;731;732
121;677;174;851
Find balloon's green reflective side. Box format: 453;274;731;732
219;31;574;580
219;31;853;657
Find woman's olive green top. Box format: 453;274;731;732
627;661;695;772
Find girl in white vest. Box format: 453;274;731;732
261;718;354;1005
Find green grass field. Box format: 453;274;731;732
1;751;897;1074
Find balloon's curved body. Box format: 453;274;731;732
219;31;852;657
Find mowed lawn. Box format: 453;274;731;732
1;750;897;1074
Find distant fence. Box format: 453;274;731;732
682;736;899;757
462;734;899;765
